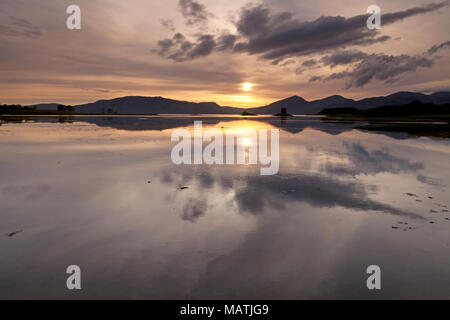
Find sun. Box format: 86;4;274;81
242;137;251;147
242;82;253;91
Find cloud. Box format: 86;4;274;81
309;75;322;82
324;52;433;87
178;0;211;27
157;32;216;62
216;34;238;51
232;2;446;62
321;50;368;68
302;59;317;67
382;1;449;24
160;19;176;32
428;40;450;54
157;1;448;66
315;39;450;87
189;35;216;58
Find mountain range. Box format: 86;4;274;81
30;91;450;115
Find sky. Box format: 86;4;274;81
0;0;449;107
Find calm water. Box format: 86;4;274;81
1;115;450;299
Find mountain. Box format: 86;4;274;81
355;92;432;110
246;94;355;115
246;95;310;114
250;91;450;114
429;92;450;105
320;100;450;117
47;91;450;115
76;96;242;115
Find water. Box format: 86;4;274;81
1;115;450;299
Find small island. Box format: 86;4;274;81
241;111;257;116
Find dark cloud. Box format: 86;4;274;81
317;39;450;86
382;1;449;24
232;2;446;62
331;53;433;88
216;34;238;51
416;174;442;186
428;40;450;54
178;0;211;27
157;33;216;61
0;17;41;38
309;75;322;82
321;50;368;68
189;35;216;58
160;19;176;32
302;59;317;67
157;1;448;67
326;72;349;80
295;67;304;75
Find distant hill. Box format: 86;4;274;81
249;91;450;115
354;92;450;110
76;96;242;115
247;95;356;115
18;91;450;115
319;100;450;117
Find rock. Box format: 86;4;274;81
178;186;189;190
405;193;418;197
6;230;23;237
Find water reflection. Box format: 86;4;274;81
158;167;423;219
324;142;424;176
0;116;450;299
1;115;365;136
